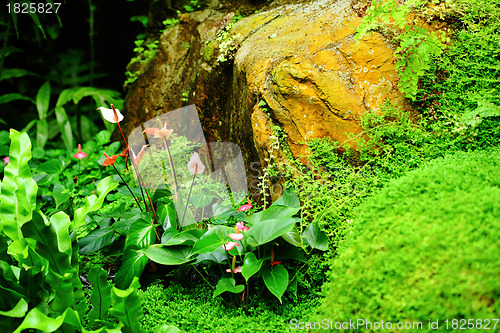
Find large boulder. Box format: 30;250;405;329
121;0;410;178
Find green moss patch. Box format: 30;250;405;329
318;148;500;331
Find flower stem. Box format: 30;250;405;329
163;137;178;198
131;160;148;212
131;159;160;241
180;164;197;229
112;164;143;212
111;104;129;170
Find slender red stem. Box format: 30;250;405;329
180;164;197;229
132;159;160;241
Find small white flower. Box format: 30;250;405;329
98;105;124;123
187;152;205;174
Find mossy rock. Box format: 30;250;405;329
317;148;500;332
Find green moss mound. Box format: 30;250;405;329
318;148;500;332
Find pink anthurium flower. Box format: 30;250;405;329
3;157;9;164
187;152;205;174
143;122;174;139
228;233;244;241
226;266;242;274
235;222;250;232
74;144;87;159
222;242;239;251
131;145;148;167
98;105;124;123
238;197;253;212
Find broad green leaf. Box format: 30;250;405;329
88;266;112;324
175;192;196;228
110;277;146;333
0;298;27;318
152;188;172;202
271;186;300;208
49;211;72;255
193;248;227;264
57;87;123;107
114;249;148;290
94;130;111;146
114;211;149;236
161;228;205;246
55;106;73;151
245;217;301;246
241;252;266;282
78;227;117;254
302;222;329;251
262;264;289;303
36;81;51;120
125;219;156;251
53;183;70;208
36;159;64;174
0;130;37;241
23;211;84;314
12;308;68;333
213;277;244;298
246;205;300;226
0;93;34;104
158;200;178;230
210;204;246;225
0;68;36;81
281;226;302;247
189;188;216;208
191;226;232;254
36;119;48;149
140;245;192;265
74;176;118;229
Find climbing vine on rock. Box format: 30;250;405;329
356;0;450;100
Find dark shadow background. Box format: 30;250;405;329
0;0;148;131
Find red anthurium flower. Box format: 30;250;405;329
226;266;242;274
238;198;253;212
102;153;118;167
228;233;244;241
74;144;87;159
271;260;282;266
118;147;130;158
235;222;250;232
222;242;239;251
3;157;9;164
187;152;205;174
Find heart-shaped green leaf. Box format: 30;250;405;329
241;252;267;282
213;277;244;298
262;264;289;303
245;217;300;245
140;245;192;265
191;226;232;254
302;222;329;251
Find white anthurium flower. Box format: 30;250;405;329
98;106;124;123
187;152;205;174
